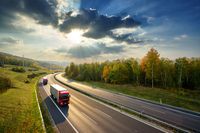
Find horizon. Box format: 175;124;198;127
0;0;200;63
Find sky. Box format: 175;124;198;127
0;0;200;63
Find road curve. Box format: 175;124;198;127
38;74;164;133
55;73;200;132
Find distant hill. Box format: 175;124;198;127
0;52;64;70
40;60;69;67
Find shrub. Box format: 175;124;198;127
27;72;47;79
11;67;26;73
28;68;38;71
27;73;37;79
0;77;12;91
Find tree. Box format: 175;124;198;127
102;65;111;83
188;58;200;89
142;48;160;88
159;58;174;88
68;62;78;78
130;58;140;85
109;62;130;84
175;58;190;89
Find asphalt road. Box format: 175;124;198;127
38;74;164;133
55;73;200;132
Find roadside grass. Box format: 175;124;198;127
0;65;49;133
80;81;200;112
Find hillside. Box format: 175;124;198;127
0;52;64;70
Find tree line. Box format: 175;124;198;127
65;48;200;90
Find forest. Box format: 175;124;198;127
65;48;200;90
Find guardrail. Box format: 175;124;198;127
54;74;194;133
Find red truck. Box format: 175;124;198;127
50;84;70;106
43;77;48;85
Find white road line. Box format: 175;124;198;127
42;84;79;133
80;111;98;125
94;108;112;119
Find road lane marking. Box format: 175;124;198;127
42;84;79;133
94;108;112;119
80;111;98;125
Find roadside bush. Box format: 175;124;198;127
28;68;38;71
11;67;26;73
27;72;47;79
27;73;37;79
0;77;12;91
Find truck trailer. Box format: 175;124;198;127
50;84;70;106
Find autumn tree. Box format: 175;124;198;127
102;65;111;83
142;48;160;88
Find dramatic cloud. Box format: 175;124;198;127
0;0;142;44
109;32;144;44
0;36;22;46
59;9;140;39
0;0;58;31
55;43;124;58
1;0;199;61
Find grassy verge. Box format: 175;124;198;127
79;81;200;112
0;65;49;132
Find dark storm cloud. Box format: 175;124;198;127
55;43;124;58
59;9;140;39
0;0;58;31
59;9;99;33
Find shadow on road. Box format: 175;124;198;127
43;95;70;125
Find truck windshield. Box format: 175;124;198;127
60;94;69;99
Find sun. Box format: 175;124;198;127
67;29;84;44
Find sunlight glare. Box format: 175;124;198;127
67;29;84;44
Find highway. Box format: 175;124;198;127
38;74;164;133
55;73;200;132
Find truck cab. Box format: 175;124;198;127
43;77;48;85
58;90;70;106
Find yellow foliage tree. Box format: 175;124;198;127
102;65;110;83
